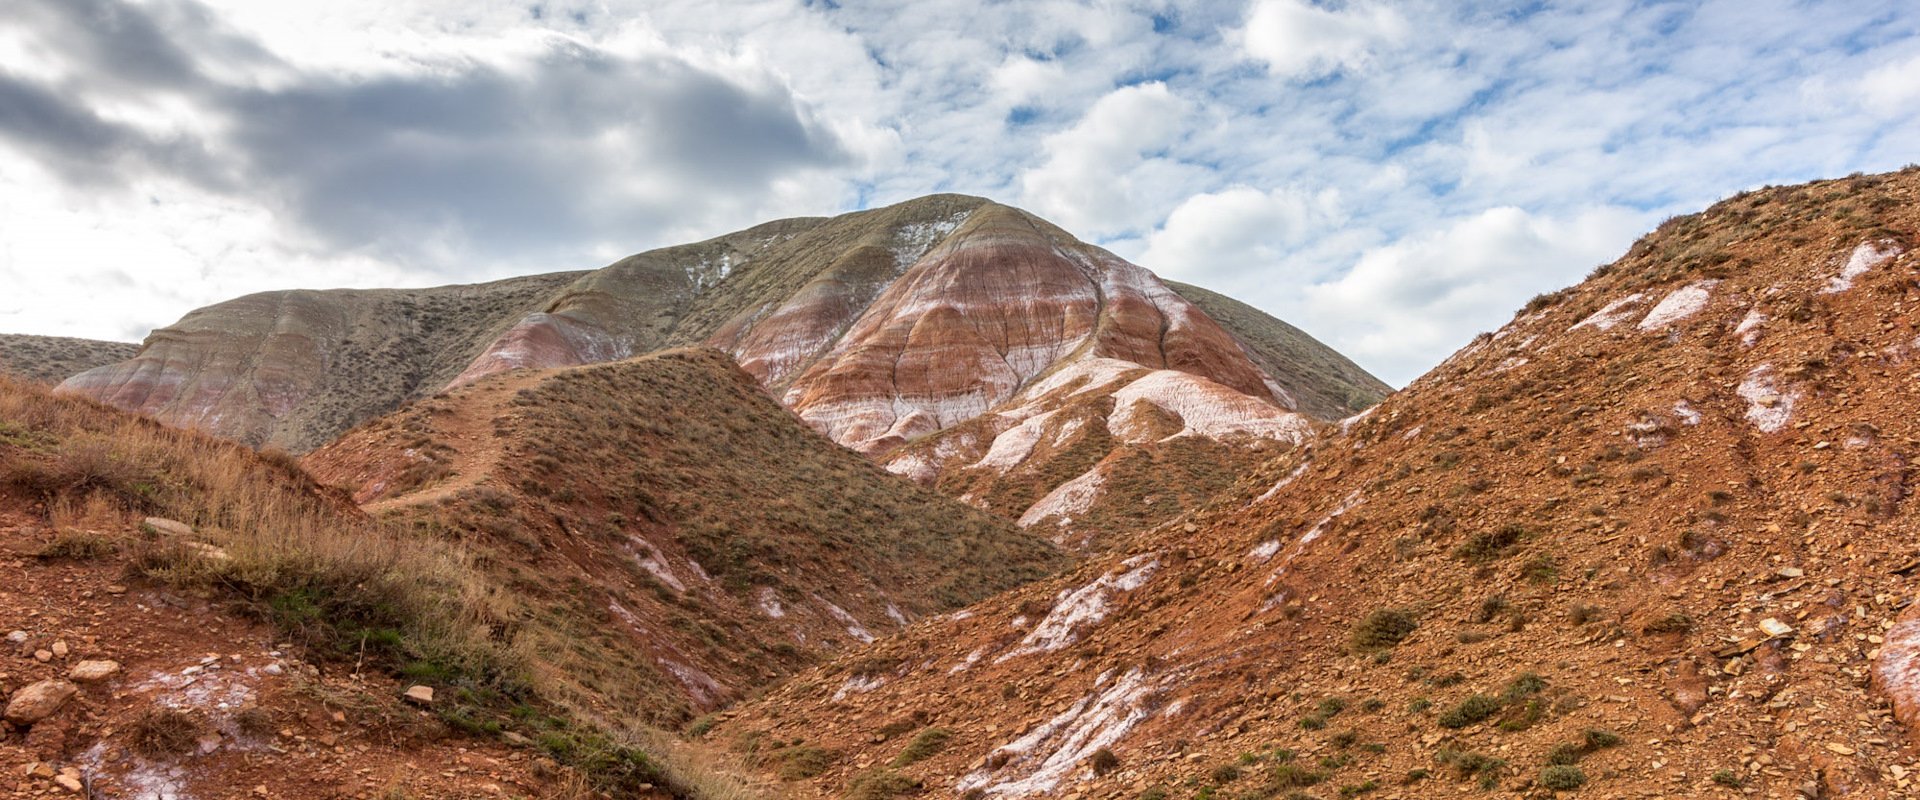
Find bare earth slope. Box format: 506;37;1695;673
715;169;1920;799
305;348;1067;720
0;334;138;384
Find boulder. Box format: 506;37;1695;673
4;680;78;725
67;660;121;682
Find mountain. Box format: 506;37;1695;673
711;168;1920;798
55;196;1385;538
303;347;1066;718
0;334;138;384
54;273;582;451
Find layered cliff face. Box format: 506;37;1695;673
304;348;1066;718
0;334;138;384
881;357;1312;550
715;169;1920;798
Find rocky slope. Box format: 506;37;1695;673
304;348;1067;720
0;376;649;798
56;196;1385;539
55;273;581;451
712;168;1920;799
0;334;138;384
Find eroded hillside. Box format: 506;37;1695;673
712;168;1920;799
305;348;1067;721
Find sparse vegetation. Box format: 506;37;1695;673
1350;608;1419;651
843;768;922;800
1437;694;1503;729
1540;764;1586;790
1454;524;1526;562
129;707;206;758
891;728;952;767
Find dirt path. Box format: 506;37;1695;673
360;370;549;513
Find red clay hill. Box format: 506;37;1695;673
709;168;1920;799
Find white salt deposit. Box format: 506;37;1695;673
997;555;1158;662
1638;281;1717;330
1823;240;1903;294
756;587;786;619
1022;357;1142;401
956;668;1159;796
891;210;973;269
1017;466;1106;528
976;411;1059;472
832;674;886;702
1737;365;1798;433
1570;293;1647;332
815;597;875;643
625;535;685;592
949;647;987;675
1108;371;1314;445
1876;620;1920;733
1735;307;1767;347
1252;461;1311;505
1248;540;1282;561
1673;400;1701;426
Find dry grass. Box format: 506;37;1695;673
129;707;207;758
0;376;764;798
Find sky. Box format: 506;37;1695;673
1;0;1916;386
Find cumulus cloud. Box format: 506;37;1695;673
1019;82;1198;237
1239;0;1407;79
1137;185;1344;284
1299;205;1651;383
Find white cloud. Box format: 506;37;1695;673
1858;52;1920;110
1019;82;1196;237
1137;185;1344;284
1299;205;1651;384
1239;0;1407;79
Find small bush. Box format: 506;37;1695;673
1540;764;1586;790
36;530;120;560
890;728;951;767
130;708;206;758
1090;747;1121;776
1581;728;1622;750
1350;609;1419;651
1437;695;1503;729
1711;769;1743;787
775;745;837;780
1546;743;1582;765
1501;673;1547;702
843;769;921;800
1454;525;1526;562
1211;764;1242;783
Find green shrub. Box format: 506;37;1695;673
1711;769;1742;787
843;769;921;800
1351;608;1420;651
890;728;951;767
1091;747;1121;776
775;745;837;780
1437;695;1503;729
1454;524;1526;562
1540;765;1586;790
